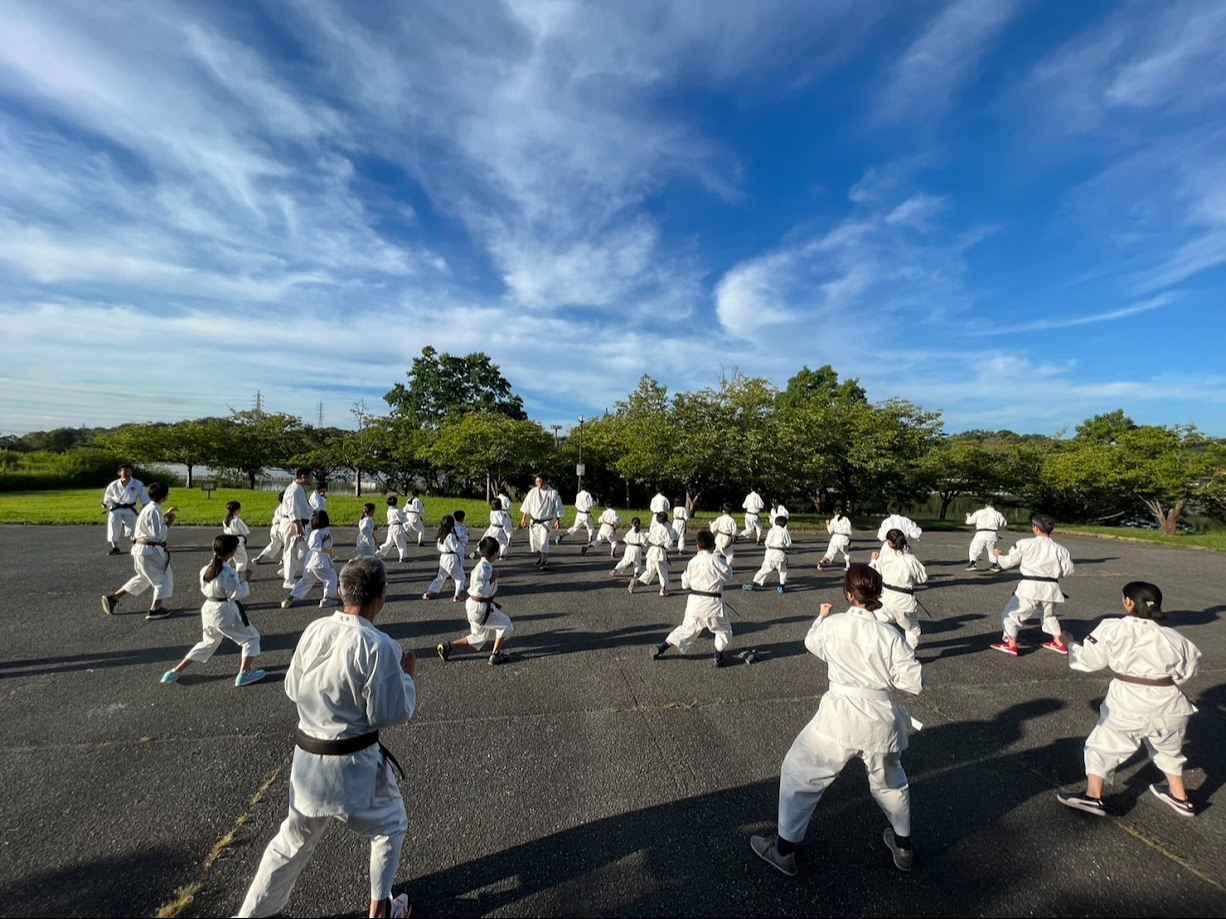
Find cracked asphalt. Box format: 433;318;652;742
1;524;1222;917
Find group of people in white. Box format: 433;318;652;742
93;464;1202;913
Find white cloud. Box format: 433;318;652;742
967;293;1177;337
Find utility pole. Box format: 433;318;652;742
550;424;562;446
318;402;324;427
254;390;263;413
576;416;585;493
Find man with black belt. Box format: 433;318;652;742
519;475;560;570
101;463;146;554
101;481;176;619
237;557;416;918
279;468;314;591
652;530;735;667
964;501;1007;571
990;514;1074;657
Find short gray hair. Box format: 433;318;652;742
340;557;387;609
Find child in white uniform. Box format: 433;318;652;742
161;535;266;687
422;516;464;602
652;531;735;668
965;502;1008;571
453;509;470;559
819;511;853;570
634;511;675;596
870;529;929;649
404;494;426;546
877;513;922;550
483;499;512;559
747;515;791;593
436;537;514;666
562;488;596;548
741;490;766;543
101;481;177;620
751;564;922;878
595;507;621;557
612;518;646;580
1056;581;1200;818
710;504;739;568
355;503;379;559
379;496;409;563
990;514;1074;657
223;500;252;576
671;500;690;553
284;510;339;608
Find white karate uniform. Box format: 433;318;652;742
613;528;645;576
427;533;464;598
595;509;620;555
279;484;312;589
379;506;409;562
497;493;512;512
291;528;338;604
309;491;328;515
464;558;513;650
771;504;790;522
710;513;738;566
741;491;765;541
668;551;733;652
520;486;560;554
870;546;928;649
638;520;675;589
120;503;174;603
403;497;425;545
965;506;1008;563
649;493;671;516
877;514;922;548
185;562;260;664
483;509;512;557
254;505;285;565
777;608;922;845
223;515;252;574
671;505;689;551
1069;617;1200;780
997;536;1074;641
355;516;378;558
454;522;469;559
823;515;853;567
237;613;416;917
753;524;792;587
102;477;146;546
567;490;596;541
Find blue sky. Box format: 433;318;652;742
2;0;1225;436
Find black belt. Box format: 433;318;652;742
1113;673;1175;687
689;589;723;598
470;595;498;625
440;550;457;556
532;518;555;525
883;582;914;596
137;539;170;571
975;529;998;533
294;729;404;779
109;503;137;511
237;602;250;627
1019;575;1069;599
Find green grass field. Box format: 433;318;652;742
1;488;1222;552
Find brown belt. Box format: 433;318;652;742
1113;673;1175;687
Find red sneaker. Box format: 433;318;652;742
1042;640;1069;655
990;640;1020;656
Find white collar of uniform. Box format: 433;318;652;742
846;605;876;620
332;610;376;630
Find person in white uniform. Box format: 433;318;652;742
819;510;853;570
355;503;379;559
496;491;513;553
671;499;690;554
990;514;1074;657
101;481;176;620
520;475;561;570
403;493;426;546
632;511;675;596
422;516;464;601
870;529;929;649
612;518;646;579
284;510;339;608
747;515;792;593
649;491;671;516
309;482;328;516
876;512;922;549
965;502;1008;571
101;463;146;554
751;564;922;877
741;489;766;543
771;501;790;522
379;496;409;563
223;500;252;576
436;536;513;666
160;534;266;687
279;469;314;590
651;530;735;668
710;504;739;568
482;498;513;559
595;506;621;557
560;488;596;549
253;491;286;567
235;558;416;919
1055;581;1201;818
453;509;470;559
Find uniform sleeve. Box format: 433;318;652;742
965;511;975;525
782;530;792;548
803;617;829;661
364;641;416;728
1167;632;1202;686
889;636;923;696
1059;547;1075;578
680;563;692;591
876;522;888;541
713;555;731;585
1068;621;1112;673
869;556;881;573
997;543;1023;570
911;558;929;586
909;522;923;540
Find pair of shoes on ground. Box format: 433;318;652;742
160;669;267;687
749;827;912;876
436;642;508;667
990;639;1068;657
1057;783;1194;817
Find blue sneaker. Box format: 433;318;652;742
235;670;267;687
160;670;178;684
776;585;785;594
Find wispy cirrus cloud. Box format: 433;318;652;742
967;293;1177;337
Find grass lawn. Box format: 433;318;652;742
1060;525;1226;553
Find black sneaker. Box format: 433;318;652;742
1056;790;1106;816
713;651;728;668
145;608;173;621
107;546;121;556
1149;783;1195;817
100;594;116;616
651;642;669;660
488;651;507;666
882;828;914;872
435;642;451;662
580;545;589;555
989;564;1002;572
965;562;977;571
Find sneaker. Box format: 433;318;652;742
1042;639;1069;656
107;546;121;556
318;598;339;608
989;564;1002;572
580;545;589;555
658;589;667;597
436;642;451;662
816;560;826;569
421;592;431;601
741;583;755;592
280;597;294;609
160;670;178;685
749;834;798;877
776;585;785;594
990;640;1020;656
390;893;411;918
451;595;461;603
235;669;267;687
651;642;669;660
1149;783;1195;817
100;594;116;616
145;608;172;620
627;582;635;594
1056;790;1106;816
488;651;507;666
965;562;977;571
882;828;914;872
714;651;728;668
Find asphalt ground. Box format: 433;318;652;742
0;524;1222;917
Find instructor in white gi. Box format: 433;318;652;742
279;469;314;589
101;464;146;554
237;558;415;918
965;502;1007;571
520;475;561;570
741;489;766;543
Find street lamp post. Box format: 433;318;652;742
576;416;584;493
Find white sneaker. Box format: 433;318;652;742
390;893;411;918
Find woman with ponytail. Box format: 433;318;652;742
870;529;929;649
751;563;922;878
161;534;266;687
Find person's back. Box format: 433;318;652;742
765;524;791;551
875;546;925;594
1004;535;1073;597
1072;616;1198;714
967;506;1007;530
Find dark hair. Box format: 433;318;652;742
340;557;386;609
655;510;669;524
315;481;327;492
118;463;133;472
478;535;500;559
1031;514;1056;535
311;509;330;530
453;509;466;523
276;489;285;501
885;528;907;552
204;534;240;583
363;502;375;515
775;515;789;527
147;481;168;502
721;503;730;513
295;467;311;479
631;516;642;530
1123;581;1164;620
436;515;455;542
696;530;715;550
673;497;683;506
844;563;883;612
490;498;501;509
225;500;241;523
387;495;399;506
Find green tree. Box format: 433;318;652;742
920;434;1017;519
425;413;553;498
609;376;675;496
384;346;526;427
212;411;307;489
